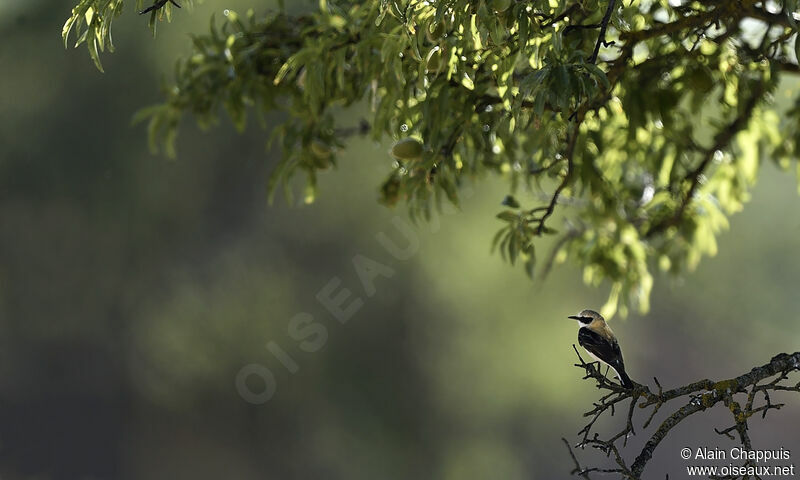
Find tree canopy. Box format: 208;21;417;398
63;0;800;316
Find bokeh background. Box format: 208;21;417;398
1;1;799;478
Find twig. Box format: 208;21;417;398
567;349;800;479
531;116;582;235
139;0;181;15
541;5;580;29
588;0;617;64
645;78;770;237
334;119;371;138
563;438;594;479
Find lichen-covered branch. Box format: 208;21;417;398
567;347;800;479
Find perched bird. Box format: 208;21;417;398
568;309;634;389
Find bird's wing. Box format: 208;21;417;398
578;327;624;370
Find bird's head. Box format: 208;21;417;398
568;309;604;326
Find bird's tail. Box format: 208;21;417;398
617;368;634;389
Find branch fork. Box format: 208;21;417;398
565;348;800;479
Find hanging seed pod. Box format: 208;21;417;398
391;138;424;160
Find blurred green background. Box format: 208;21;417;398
1;1;799;479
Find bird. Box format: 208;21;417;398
568;309;634;389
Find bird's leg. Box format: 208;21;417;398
603;365;609;380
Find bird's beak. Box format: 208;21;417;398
567;315;580;320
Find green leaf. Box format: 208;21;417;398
496;211;518;222
62;15;77;48
794;33;800;64
501;194;520;208
508;233;519;264
491;227;508;252
87;33;104;72
524;251;536;279
583;62;610;90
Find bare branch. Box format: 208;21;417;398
139;0;181;15
588;0;617;64
567;350;800;479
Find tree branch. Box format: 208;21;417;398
645;77;770;237
588;0;617;64
620;1;757;45
568;348;800;479
531;115;582;235
139;0;180;15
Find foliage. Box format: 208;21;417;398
63;0;800;316
63;0;196;71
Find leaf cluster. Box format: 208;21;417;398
64;0;800;315
63;0;195;71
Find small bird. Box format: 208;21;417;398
568;309;634;389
